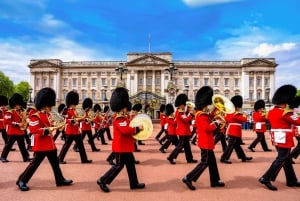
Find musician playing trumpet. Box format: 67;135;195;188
16;88;72;191
97;87;145;192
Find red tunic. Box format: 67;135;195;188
29;112;56;151
175;109;193;136
64;108;81;135
225;112;247;137
160;113;167;127
252;111;267;132
112;113;137;152
4;109;25;135
267;107;300;148
80;111;92;131
0;106;7;130
93;113;103;132
195;111;218;150
166;114;177;135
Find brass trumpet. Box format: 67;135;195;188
212;94;235;129
49;112;66;131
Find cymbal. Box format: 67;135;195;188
130;114;153;140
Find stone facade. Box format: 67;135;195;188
28;52;277;119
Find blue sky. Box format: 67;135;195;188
0;0;300;89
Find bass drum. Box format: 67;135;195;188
130;114;153;140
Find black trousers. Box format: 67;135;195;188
1;135;29;160
58;135;89;162
103;127;113;140
155;126;166;140
100;152;139;188
93;129;106;144
0;129;8;144
262;147;298;183
249;132;270;151
168;136;194;162
73;130;98;151
53;129;66;141
161;135;179;150
221;136;246;161
186;149;221;185
291;137;300;159
214;132;227;152
18;150;66;184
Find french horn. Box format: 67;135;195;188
129;114;153;140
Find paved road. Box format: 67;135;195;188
0;124;299;201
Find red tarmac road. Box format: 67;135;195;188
0;124;299;201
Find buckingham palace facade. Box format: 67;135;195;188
28;52;277;119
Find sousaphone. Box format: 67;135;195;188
130;114;153;140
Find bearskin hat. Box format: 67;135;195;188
9;93;24;108
82;98;93;110
110;87;130;112
35;87;56;110
175;94;188;107
289;96;300;109
132;103;142;112
21;101;27;109
165;104;174;116
254;100;265;111
66;91;79;107
231;95;243;108
0;95;8;106
159;104;166;112
127;102;132;111
58;103;66;114
93;104;102;113
195;86;213;110
272;84;297;105
103;105;110;113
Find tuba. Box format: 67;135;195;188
212;94;235;129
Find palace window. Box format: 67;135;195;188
249;91;253;101
92;78;96;87
146;77;152;86
193;78;198;87
91;91;96;101
82;78;87;87
63;78;68;87
249;77;254;87
234;78;239;87
72;78;77;87
82;91;86;100
257;77;261;87
111;78;116;86
204;78;209;86
36;78;40;87
184;78;188;86
155;78;161;85
101;78;106;86
224;78;229;87
264;77;269;87
214;78;219;86
43;78;47;87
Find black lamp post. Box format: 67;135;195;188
103;85;108;101
29;87;33;104
165;63;178;81
115;62;128;80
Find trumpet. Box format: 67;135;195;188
49;112;66;131
74;108;85;122
212;94;235;129
186;101;195;114
19;110;29;131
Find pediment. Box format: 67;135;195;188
126;55;170;66
242;58;277;67
29;59;62;68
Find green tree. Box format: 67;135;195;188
14;81;30;102
0;71;14;97
297;90;300;97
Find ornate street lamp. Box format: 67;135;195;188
103;85;108;101
115;62;128;81
29;87;33;104
165;63;178;81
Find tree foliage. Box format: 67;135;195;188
0;71;14;97
14;81;30;101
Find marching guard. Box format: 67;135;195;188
16;88;72;191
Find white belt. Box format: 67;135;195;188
271;129;292;132
228;123;242;127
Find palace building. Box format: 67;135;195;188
28;52;277;119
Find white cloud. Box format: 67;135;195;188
253;43;296;57
40;14;66;28
182;0;243;7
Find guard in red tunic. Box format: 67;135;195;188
16;88;72;191
159;103;178;153
58;91;92;164
290;96;300;162
74;98;100;152
102;105;113;141
92;104;107;145
182;86;225;190
248;100;272;152
97;87;145;192
53;103;67;141
155;104;167;144
259;85;300;191
0;93;31;163
0;95;9;145
167;94;197;164
220;95;252;164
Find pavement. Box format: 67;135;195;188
0;124;300;201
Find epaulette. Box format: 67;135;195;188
169;114;175;119
178;108;185;113
115;112;126;119
31;112;40;118
283;108;293;116
6;109;13;113
195;111;207;118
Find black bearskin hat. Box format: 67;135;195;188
272;84;297;105
165;104;174;116
21;101;27;109
0;95;8;106
231;95;243;108
110;87;130;112
132;103;142;112
9;93;24;108
159;104;166;112
254;100;265;111
103;105;110;113
35;88;56;110
195;86;213;110
289;96;300;109
58;103;66;114
82;98;93;110
127;102;132;111
66;91;79;107
175;94;188;107
93;104;102;113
